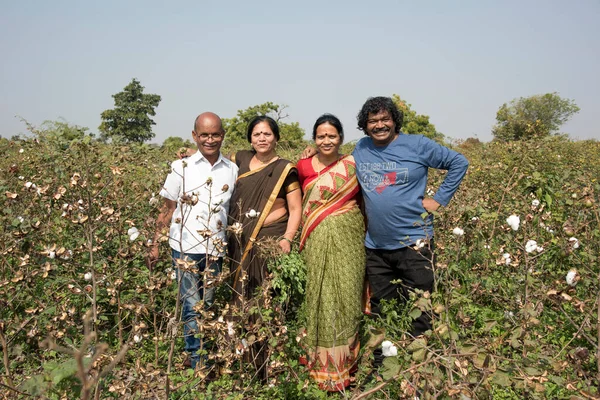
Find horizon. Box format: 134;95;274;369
1;0;599;143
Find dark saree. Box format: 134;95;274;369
227;150;299;379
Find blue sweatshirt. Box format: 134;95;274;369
353;133;469;250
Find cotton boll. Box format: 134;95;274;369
381;340;398;357
128;227;140;241
525;240;537;253
452;227;464;236
569;237;580;249
506;215;520;231
84;272;92;281
245;209;260;218
566;269;579;286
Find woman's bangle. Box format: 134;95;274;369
280;237;292;244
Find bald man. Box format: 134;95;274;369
148;112;239;369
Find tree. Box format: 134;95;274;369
392;94;445;142
99;78;161;143
222;102;305;148
161;136;194;152
492;92;579;141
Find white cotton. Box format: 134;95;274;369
532;199;540;207
245;209;260;218
170;271;176;280
525;240;538;253
381;340;398;357
569;237;580;249
227;321;235;337
566;269;579;286
149;193;159;206
18;176;24;180
48;251;56;259
452;227;465;236
504;257;511;266
19;148;24;153
133;334;142;343
17;216;24;223
506;215;520;231
471;216;479;222
415;239;426;249
128;227;140;241
25;182;34;189
536;246;544;253
84;272;92;281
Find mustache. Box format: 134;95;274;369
373;127;390;133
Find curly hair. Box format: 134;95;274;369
356;96;403;135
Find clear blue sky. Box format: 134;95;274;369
1;0;599;143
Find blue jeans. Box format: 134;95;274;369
172;249;222;368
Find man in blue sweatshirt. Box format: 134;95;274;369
352;96;468;363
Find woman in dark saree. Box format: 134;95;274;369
228;115;302;379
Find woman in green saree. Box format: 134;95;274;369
297;114;365;391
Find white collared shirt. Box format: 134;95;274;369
159;151;238;256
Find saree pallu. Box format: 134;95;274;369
297;155;365;391
227;150;299;380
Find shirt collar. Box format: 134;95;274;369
190;150;230;167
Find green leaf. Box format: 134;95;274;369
524;367;542;376
51;358;79;385
409;308;422;320
381;357;400;380
544;193;553;207
489;371;512;387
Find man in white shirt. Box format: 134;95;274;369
148;112;238;369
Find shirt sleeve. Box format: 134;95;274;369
158;161;182;201
418;136;469;207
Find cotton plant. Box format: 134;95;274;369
568;237;580;249
245;209;260;219
381;340;398;357
525;240;543;254
506;215;520;231
452;227;464;236
127;227;140;241
566;269;579;287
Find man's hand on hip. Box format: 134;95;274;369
422;198;441;212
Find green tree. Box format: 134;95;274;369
392;94;445;142
492;92;580;141
99;78;161;143
161;136;194;152
222;102;306;148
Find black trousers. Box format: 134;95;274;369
366;242;435;366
